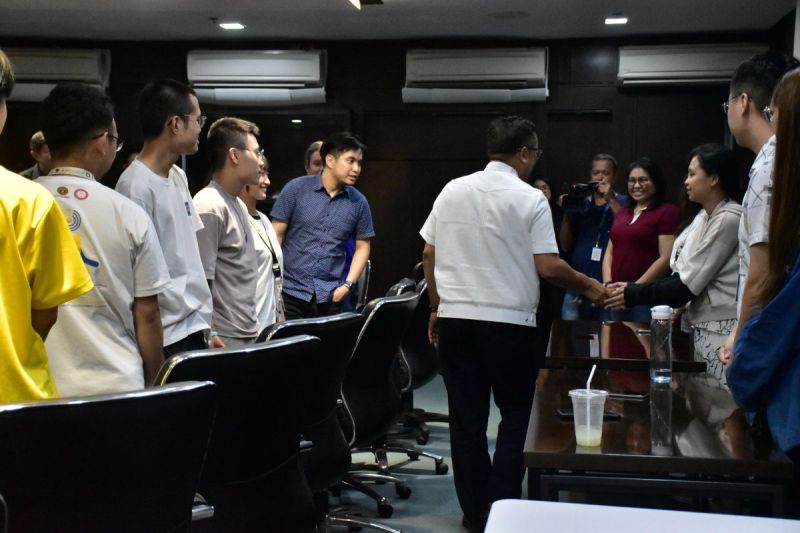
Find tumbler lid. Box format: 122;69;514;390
650;305;672;320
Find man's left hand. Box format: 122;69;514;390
331;285;350;303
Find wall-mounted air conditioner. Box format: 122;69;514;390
4;48;111;102
402;48;548;104
618;43;767;86
187;50;326;106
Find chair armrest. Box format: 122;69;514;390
192;493;214;521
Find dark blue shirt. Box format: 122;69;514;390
271;174;375;302
567;194;627;293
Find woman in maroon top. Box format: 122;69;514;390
603;157;679;322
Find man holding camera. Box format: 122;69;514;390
558;154;626;319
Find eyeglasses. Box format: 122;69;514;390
183;114;208;129
237;146;265;158
722;93;743;114
93;131;125;152
628;176;651;185
527;146;543;158
763;106;775;123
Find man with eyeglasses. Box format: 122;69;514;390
116;79;213;356
420;116;607;532
0;52;94;404
193;117;263;347
719;51;800;366
36;82;171;396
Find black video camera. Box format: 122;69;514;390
562;181;600;213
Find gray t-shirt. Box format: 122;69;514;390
194;180;259;338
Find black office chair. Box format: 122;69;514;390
382;279;449;472
0;381;217;533
262;312;401;533
157;336;319;533
354;259;372;311
341;292;421;517
397;280;450;445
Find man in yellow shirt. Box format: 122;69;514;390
0;49;93;403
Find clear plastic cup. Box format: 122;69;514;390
568;389;608;447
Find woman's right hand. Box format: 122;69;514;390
604;282;628;310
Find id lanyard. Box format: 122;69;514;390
590;203;610;263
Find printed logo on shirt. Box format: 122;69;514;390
64;209;82;232
56;186;69;197
184;201;192;217
74;188;89;200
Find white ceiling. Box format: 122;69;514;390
0;0;794;42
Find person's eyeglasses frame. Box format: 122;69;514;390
92;131;125;153
182;114;208;129
722;92;744;115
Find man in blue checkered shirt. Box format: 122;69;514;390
271;131;375;319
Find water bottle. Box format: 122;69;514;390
649;305;672;383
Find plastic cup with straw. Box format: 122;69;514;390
568;364;608;447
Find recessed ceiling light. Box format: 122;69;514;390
349;0;362;10
219;22;245;30
291;119;303;124
605;15;628;25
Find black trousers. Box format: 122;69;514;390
164;330;207;358
283;293;341;320
438;318;540;525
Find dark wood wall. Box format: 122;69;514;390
1;25;789;298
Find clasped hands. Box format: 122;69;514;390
585;281;628;309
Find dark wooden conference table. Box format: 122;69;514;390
544;319;705;372
524;320;795;517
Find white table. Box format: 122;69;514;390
485;499;800;533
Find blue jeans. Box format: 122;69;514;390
603;304;652;323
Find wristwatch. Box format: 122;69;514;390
342;280;354;290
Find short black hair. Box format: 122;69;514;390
627;157;667;207
41;82;114;159
320;131;366;160
206;117;260;173
486;115;537;157
592;153;618;173
136;79;197;140
730;51;800;112
688;143;742;203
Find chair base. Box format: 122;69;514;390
340;472;410;518
353;443;449;475
327;513;403;533
398;408;449;445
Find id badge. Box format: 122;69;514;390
590;246;602;262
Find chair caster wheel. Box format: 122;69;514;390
395;484;412;499
435;461;449;475
407;451;420;460
377;503;394;518
416;432;429;445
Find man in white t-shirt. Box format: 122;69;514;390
36;82;171;395
116;79;213;356
420;116;606;531
194;117;262;347
719;52;800;365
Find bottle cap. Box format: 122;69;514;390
650;305;672;320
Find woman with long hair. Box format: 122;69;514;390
728;68;800;460
605;144;743;389
602;158;679;321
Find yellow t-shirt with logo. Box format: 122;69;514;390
0;166;93;403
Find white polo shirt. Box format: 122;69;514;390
116;160;212;345
37;168;171;395
419;161;558;327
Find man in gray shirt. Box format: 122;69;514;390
193;117;262;347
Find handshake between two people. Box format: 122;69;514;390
581;280;627;309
